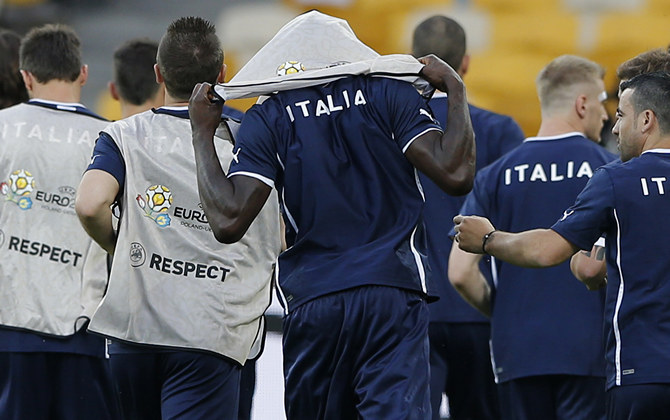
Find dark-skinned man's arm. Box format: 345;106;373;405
405;55;476;196
189;83;271;244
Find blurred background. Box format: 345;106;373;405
1;0;669;140
1;0;668;418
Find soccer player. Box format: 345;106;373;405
0;24;118;420
0;28;28;109
75;17;280;420
448;55;616;420
454;71;670;420
107;36;256;420
190;42;476;418
109;38;164;118
570;48;670;287
412;15;524;420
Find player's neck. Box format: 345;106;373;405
536;116;583;138
120;96;164;118
643;134;670;153
29;81;82;104
163;90;188;108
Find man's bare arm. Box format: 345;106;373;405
189;83;272;244
405;55;476;196
75;169;119;255
453;215;579;267
448;241;491;317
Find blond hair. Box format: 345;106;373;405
536;55;605;113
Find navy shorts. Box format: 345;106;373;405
607;383;670;420
238;359;256;420
282;285;430;420
0;352;119;420
109;347;241;420
498;374;606;420
428;322;499;420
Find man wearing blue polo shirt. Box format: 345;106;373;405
189;53;476;419
449;55;616;420
454;71;670;420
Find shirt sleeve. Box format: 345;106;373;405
86;131;125;188
227;106;279;188
382;79;443;153
550;168;615;250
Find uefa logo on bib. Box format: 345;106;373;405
1;169;35;210
129;242;146;267
137;184;173;227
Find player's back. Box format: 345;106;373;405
595;152;670;388
467;132;616;382
422;95;524;323
0;100;108;336
88;107;280;364
233;75;442;311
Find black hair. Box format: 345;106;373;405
20;24;82;83
0;28;28;108
412;15;466;70
156;16;223;101
620;71;670;135
113;38;161;106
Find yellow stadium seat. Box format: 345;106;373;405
282;0;452;13
471;0;559;12
594;12;670;56
464;51;557;136
96;89;121;122
588;11;670;86
491;12;579;56
646;0;670;14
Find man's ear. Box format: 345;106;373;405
108;81;120;101
639;109;656;134
216;63;227;84
79;64;88;86
155;63;164;84
20;70;33;93
575;94;587;119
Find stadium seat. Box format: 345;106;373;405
588;11;670;87
464;50;556;136
490;11;578;55
471;0;559;13
644;0;670;14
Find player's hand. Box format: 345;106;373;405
453;214;495;254
189;82;224;140
417;54;464;93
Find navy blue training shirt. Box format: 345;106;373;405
421;94;524;324
228;75;443;312
458;133;616;383
552;149;670;390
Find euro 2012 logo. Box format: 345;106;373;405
0;169;35;210
136;184;173;227
276;60;305;76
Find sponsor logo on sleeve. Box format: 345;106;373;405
560;209;575;221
